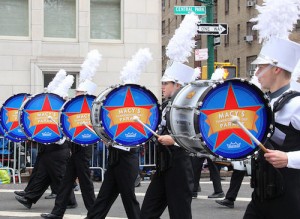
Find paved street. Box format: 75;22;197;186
0;175;252;219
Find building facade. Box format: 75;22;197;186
162;0;300;78
0;0;162;103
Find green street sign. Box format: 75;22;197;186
174;6;206;15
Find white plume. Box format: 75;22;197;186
166;13;199;63
192;67;201;80
47;69;67;92
250;0;300;43
53;75;74;98
120;48;152;84
211;68;225;81
79;49;102;83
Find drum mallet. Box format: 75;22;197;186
82;121;97;135
231;116;268;153
132;116;160;138
47;116;59;126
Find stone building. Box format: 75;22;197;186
0;0;162;103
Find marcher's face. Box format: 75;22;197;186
255;64;275;90
75;91;84;96
162;81;176;98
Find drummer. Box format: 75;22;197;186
243;37;300;218
15;74;75;210
41;81;97;218
140;61;196;219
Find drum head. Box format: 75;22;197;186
0;93;30;141
19;93;65;144
0;109;22;142
98;84;161;147
197;79;273;160
60;94;100;145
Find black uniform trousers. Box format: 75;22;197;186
87;147;140;219
191;156;204;193
207;158;223;193
244;167;300;219
51;144;95;216
24;144;70;203
225;169;245;201
140;147;194;219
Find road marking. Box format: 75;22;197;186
0;211;126;219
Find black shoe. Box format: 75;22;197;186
40;213;62;219
15;196;32;209
66;203;78;209
208;192;225;198
14;190;26;196
192;192;198;199
216;198;234;208
45;194;57;199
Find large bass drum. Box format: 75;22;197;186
91;84;161;147
19;93;65;144
0;93;30;142
60;94;100;146
167;79;274;160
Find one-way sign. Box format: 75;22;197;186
197;23;228;35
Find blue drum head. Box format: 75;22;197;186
0;93;30;141
19;93;65;144
100;84;161;146
197;79;273;160
0;113;22;142
60;94;100;145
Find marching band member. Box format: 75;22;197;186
140;13;199;219
41;50;101;219
86;48;152;219
243;1;300;217
15;72;75;210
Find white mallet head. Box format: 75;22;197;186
132;116;139;122
230;116;240;124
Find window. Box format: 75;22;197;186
168;18;171;34
225;0;229;15
237;24;240;44
237;58;240;77
246;21;257;41
0;0;29;37
224;27;230;47
44;71;77;97
44;0;76;39
162;20;166;35
246;55;257;76
90;0;121;40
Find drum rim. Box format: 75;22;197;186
60;94;100;145
93;83;161;147
19;92;65;144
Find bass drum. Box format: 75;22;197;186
60;94;100;146
0;93;30;142
167;79;274;160
19;92;65;144
91;84;161;147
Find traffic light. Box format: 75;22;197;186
201;62;237;80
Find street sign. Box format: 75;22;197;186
174;6;206;15
195;48;208;61
214;35;221;46
197;23;228;35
